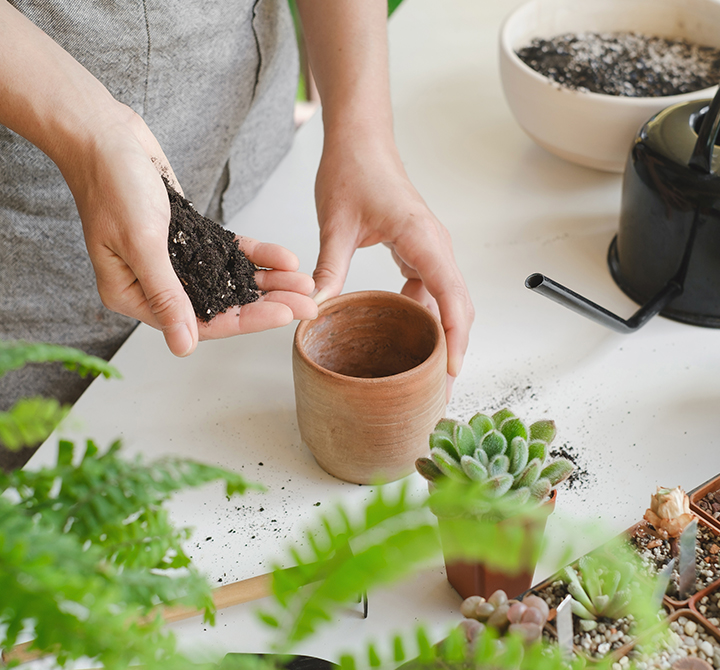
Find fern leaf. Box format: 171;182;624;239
0;397;68;450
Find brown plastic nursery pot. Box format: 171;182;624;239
689;474;720;534
292;290;447;485
439;490;557;600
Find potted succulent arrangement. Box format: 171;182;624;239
525;539;666;663
414;408;574;600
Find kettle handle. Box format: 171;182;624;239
689;84;720;174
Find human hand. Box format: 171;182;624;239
311;136;474;397
62;106;316;356
196;235;318;339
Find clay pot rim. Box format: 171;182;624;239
293;290;446;384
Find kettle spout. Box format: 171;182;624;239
525;272;682;333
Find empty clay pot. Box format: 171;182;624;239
292;291;447;485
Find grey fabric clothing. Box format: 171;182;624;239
0;0;299;418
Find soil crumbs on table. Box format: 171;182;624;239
517;32;720;97
550;443;592;491
166;180;260;322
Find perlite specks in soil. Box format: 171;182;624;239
517;32;720;97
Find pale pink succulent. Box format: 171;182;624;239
643;486;694;539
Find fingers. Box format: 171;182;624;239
199;302;294;339
198;291;318;340
254;269;315;296
311;223;356;305
401;277;469;401
400;278;440;320
128;237;200;356
393;231;474;380
236;236;300;272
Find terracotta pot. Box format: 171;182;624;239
292;290;447;485
438;490;557;600
689;474;720;534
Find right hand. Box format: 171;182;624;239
63;105;317;356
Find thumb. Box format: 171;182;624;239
136;257;199;357
312;225;356;305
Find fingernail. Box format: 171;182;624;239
165;323;194;357
310;287;332;305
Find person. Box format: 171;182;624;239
0;0;475;465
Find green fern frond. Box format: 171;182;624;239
0;340;120;379
5;438;261;575
0;396;68;450
0;497;206;669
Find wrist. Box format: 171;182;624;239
321;107;397;158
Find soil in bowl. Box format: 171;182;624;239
165;179;260;321
516;32;720;97
631;523;720;603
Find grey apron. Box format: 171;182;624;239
0;0;299;415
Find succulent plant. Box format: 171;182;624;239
415;408;574;510
562;553;635;622
458;589;550;645
643;485;694;540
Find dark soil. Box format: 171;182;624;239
517;32;720;97
166;180;260;322
549;443;590;491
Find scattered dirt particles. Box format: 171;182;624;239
447;376;594;496
517;32;720;97
166;179;260;322
550;443;593;492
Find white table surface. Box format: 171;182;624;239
25;0;720;665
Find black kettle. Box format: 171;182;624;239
526;85;720;332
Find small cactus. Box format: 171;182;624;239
562;554;634;621
416;408;574;511
458;589;549;645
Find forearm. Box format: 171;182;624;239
0;1;127;182
295;0;395;148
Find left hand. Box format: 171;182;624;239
311;135;475;396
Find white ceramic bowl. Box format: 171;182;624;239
499;0;720;172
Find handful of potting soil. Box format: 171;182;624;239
165;180;260;322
